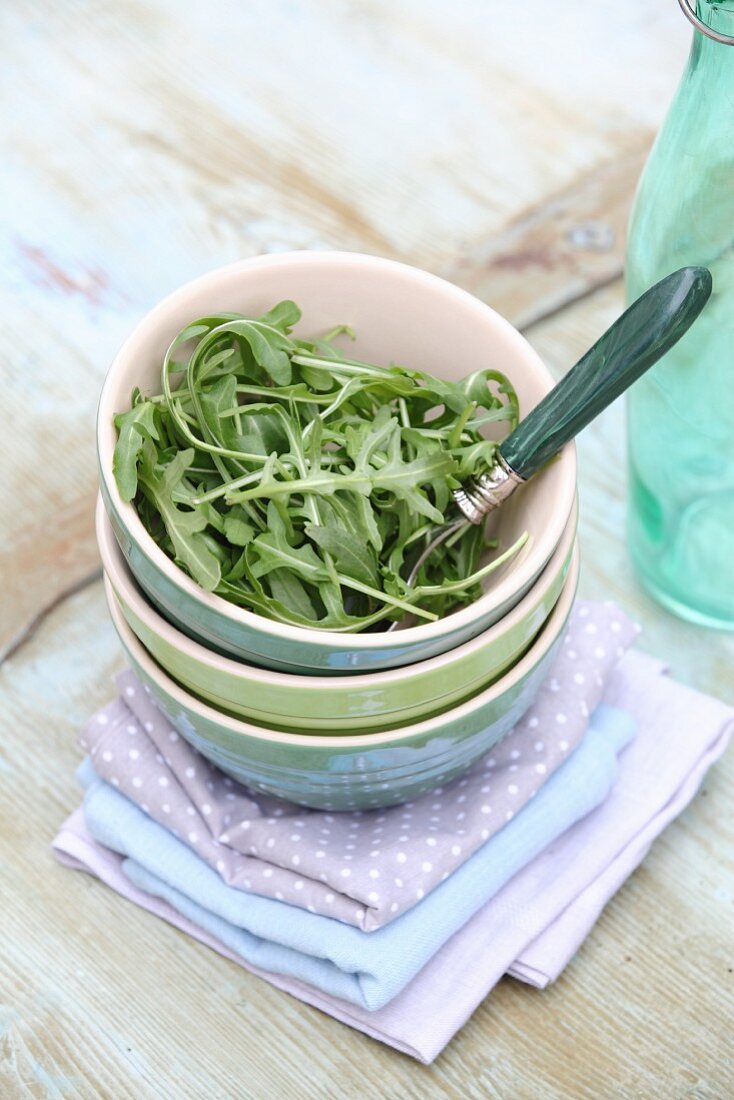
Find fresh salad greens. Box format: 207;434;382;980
113;301;526;632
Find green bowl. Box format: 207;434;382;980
98;252;576;674
99;495;577;732
105;551;579;810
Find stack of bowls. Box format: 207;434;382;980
96;252;578;810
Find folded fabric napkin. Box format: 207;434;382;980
70;702;632;1010
54;645;733;1062
78;601;638;931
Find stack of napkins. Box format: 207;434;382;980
54;602;733;1062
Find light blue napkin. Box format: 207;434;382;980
80;704;634;1010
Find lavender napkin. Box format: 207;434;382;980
80;601;638;930
54;649;733;1062
71;703;630;1011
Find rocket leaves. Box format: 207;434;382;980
136;444;223;592
113;396;160;502
305;525;380;589
112;300;522;630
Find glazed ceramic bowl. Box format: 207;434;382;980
99;494;577;732
106;551;579;810
97;252;576;674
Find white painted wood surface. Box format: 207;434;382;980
2;2;732;1096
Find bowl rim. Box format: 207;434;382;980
97;251;577;651
97;492;578;693
106;548;579;749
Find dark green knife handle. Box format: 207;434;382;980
500;266;712;481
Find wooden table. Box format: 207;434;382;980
2;2;732;1096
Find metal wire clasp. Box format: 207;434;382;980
678;0;734;45
453;452;525;524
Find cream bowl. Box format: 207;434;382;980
105;551;579;810
99;494;577;732
98;251;576;674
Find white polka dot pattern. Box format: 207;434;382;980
82;601;636;932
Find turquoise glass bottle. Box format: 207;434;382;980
626;0;734;629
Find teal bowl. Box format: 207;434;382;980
99;494;577;732
98;252;576;674
105;551;579;810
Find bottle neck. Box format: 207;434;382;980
694;0;734;49
688;0;734;77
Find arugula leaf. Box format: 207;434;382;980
113;400;159;501
258;299;302;333
223;513;255;547
138;445;222;591
249;529;330;585
113;300;522;629
459;368;520;423
305;524;379;588
367;429;456;525
267;568;321;619
225;320;294;386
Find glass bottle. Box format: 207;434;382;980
626;0;734;629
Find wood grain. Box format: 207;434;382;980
3;1;732;1096
445;138;649;331
1;428;732;1097
0;0;687;652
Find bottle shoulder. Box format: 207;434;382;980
628;88;734;284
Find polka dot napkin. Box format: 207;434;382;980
80;601;638;931
55;647;733;1062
